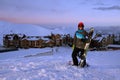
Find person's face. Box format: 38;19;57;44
78;26;83;30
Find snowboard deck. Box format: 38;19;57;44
79;27;94;68
83;27;94;58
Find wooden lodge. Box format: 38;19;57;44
3;33;72;49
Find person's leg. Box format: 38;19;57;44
79;49;86;67
72;47;79;66
79;49;85;60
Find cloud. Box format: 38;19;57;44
93;5;120;11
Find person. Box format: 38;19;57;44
72;22;89;67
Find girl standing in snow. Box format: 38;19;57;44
72;22;89;67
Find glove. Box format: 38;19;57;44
72;45;75;50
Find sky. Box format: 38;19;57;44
0;0;120;26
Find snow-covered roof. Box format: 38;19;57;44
107;44;120;48
94;37;103;42
94;34;109;42
41;37;49;41
22;37;41;41
17;34;25;37
22;36;50;41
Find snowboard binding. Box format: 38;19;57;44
79;59;89;68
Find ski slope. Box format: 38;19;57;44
0;47;120;80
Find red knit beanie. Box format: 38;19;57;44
78;22;84;28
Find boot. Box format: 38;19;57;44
79;59;86;67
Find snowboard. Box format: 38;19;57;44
79;27;94;67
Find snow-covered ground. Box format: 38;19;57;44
0;47;120;80
0;21;120;80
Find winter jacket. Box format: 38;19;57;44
73;29;88;49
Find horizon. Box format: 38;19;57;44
1;20;120;28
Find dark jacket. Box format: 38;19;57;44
73;29;88;49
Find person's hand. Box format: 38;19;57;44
72;45;75;50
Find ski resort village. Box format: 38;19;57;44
0;21;120;80
1;28;120;51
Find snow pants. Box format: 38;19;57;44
72;47;86;66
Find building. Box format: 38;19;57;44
93;33;114;48
3;33;65;48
